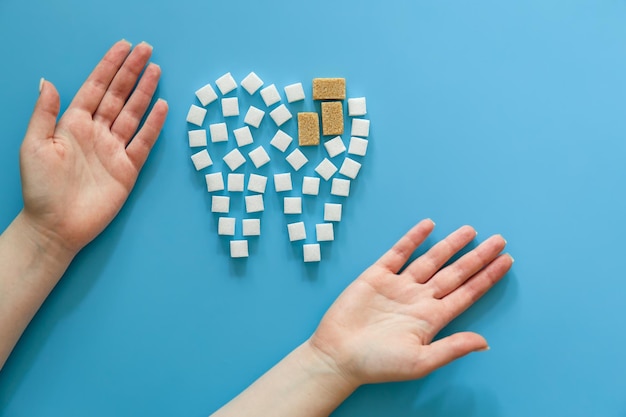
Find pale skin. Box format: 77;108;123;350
0;40;513;416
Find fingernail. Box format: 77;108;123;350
476;346;490;352
509;254;515;263
39;77;45;94
120;38;132;47
139;41;154;50
426;218;435;226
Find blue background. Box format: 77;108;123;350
1;0;625;416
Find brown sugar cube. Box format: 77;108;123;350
298;112;320;146
312;78;346;100
321;101;344;136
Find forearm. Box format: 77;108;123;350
0;211;75;369
211;340;360;417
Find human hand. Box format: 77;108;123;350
308;219;513;387
18;40;168;257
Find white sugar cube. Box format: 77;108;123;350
227;173;244;192
348;137;368;156
270;130;293;152
223;148;246;171
242;219;261;236
270;104;292;126
284;83;305;103
248;146;271;168
205;172;224;192
188;129;207;147
195;83;218;106
191;149;213;170
186;104;207;126
285;148;308;171
302;176;320;195
241;72;264;95
222;97;239;117
303;243;321;262
260;84;281;107
331;178;351;197
348;97;367;116
212;196;230;213
230;240;249;258
284;197;302;214
244;106;265;128
324;203;342;222
316;223;334;242
209;123;228;143
247;174;267;193
315;158;338;181
339;158;362;179
351;119;370;137
216;72;237;95
274;173;292;192
233;126;254;147
287;221;306;241
218;217;236;236
245;194;264;213
324;136;346;158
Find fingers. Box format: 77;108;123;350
375;219;435;273
24;80;61;141
69;40;132;114
429;235;507;299
93;42;153;127
403;225;476;283
110;63;162;144
126;99;168;172
416;332;488;377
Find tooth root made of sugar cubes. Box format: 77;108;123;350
323;136;346;158
312;78;346;100
205;172;225;192
348;137;368;156
241;72;264;95
302;176;320;196
242;219;261;236
303;243;321;262
324;203;342;222
314;158;338;181
195;83;218;106
285;148;308;171
233;126;254;147
298;112;320;146
186;104;207;126
218;217;236;236
270;130;293;152
287;221;307;242
212;196;230;213
270;104;292;127
230;240;249;258
339;157;362;179
191;149;213;171
223;148;246;171
248;146;271;168
316;223;334;242
273;173;293;192
245;194;265;213
260;84;281;107
209;123;228;143
188;129;207;147
227;173;245;192
348;97;367;116
321;101;344;136
247;174;267;194
284;82;305;103
331;178;351;197
284;197;302;214
216;72;237;95
351;118;370;137
221;97;240;117
244;106;265;128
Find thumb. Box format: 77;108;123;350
25;78;60;141
417;332;489;376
